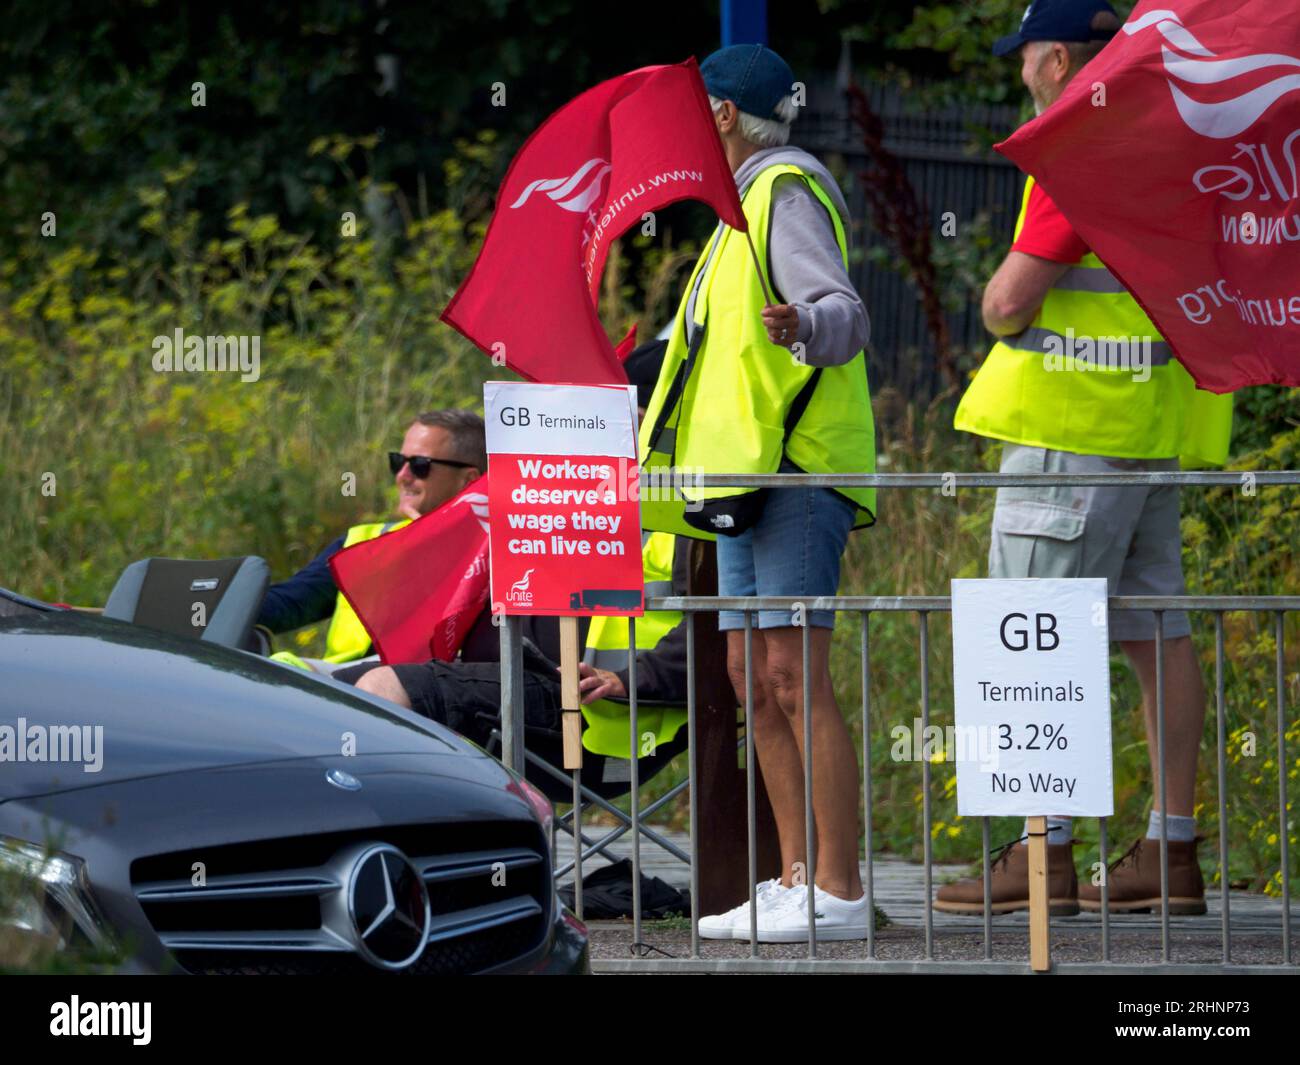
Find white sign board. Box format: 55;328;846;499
483;381;638;459
951;578;1113;817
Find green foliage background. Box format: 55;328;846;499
1;0;1296;922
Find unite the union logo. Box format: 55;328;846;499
508;158;612;213
508;567;535;605
1124;9;1300;139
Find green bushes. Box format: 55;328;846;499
2;140;492;614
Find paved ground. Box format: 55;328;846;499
554;828;1299;971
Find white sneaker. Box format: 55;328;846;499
755;885;871;943
698;879;789;940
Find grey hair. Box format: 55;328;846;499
709;94;797;149
414;408;486;475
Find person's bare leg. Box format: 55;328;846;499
355;666;414;710
1119;636;1205;817
726;630;807;886
762;626;863;900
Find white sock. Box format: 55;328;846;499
1147;811;1196;842
1024;816;1072;845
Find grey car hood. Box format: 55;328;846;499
0;610;470;801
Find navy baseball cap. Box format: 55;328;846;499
992;0;1119;57
700;44;795;119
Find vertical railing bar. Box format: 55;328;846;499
745;611;759;956
862;611;876;960
1215;612;1230;963
920;610;933;961
686;612;699;959
803;618;816;958
499;615;525;774
1276;610;1291;965
628;617;641;952
1155;609;1169;962
981;816;991;961
572;775;583;921
1099;816;1110;962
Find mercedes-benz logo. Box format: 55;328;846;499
346;845;430;970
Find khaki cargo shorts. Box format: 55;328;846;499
988;444;1191;642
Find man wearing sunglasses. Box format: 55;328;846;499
256;409;486;670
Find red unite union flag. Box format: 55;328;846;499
330;479;490;664
997;0;1300;392
441;59;745;386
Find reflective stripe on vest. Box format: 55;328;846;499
953;177;1232;467
322;519;411;663
579;531;688;758
638;163;877;538
1007;327;1174;366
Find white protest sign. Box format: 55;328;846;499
951;578;1113;817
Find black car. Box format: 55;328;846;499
0;588;588;974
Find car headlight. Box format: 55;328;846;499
0;837;111;959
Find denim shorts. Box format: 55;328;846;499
716;486;857;631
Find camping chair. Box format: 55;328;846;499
102;556;270;652
483;703;693;881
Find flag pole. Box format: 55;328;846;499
744;230;774;307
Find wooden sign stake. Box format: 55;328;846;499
1027;815;1050;972
559;615;583;770
558;615;583;917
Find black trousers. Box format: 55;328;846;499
333;659;563;749
333;658;688;804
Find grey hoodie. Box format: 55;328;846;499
686;145;869;367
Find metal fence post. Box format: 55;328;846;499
1155;609;1170;962
920;610;933;961
861;612;876;960
499;614;525;776
1275;610;1291;964
1214;612;1230;963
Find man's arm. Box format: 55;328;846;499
983;239;1075;337
256;535;346;634
981;250;1071;337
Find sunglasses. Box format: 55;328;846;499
388;451;476;478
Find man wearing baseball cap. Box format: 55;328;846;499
639;43;877;941
991;0;1121;62
940;0;1233;917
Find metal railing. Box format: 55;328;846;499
498;470;1300;973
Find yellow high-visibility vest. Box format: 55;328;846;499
954;177;1232;467
639;163;877;538
580;531;686;758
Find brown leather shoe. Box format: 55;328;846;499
1079;836;1206;914
934;839;1079;915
